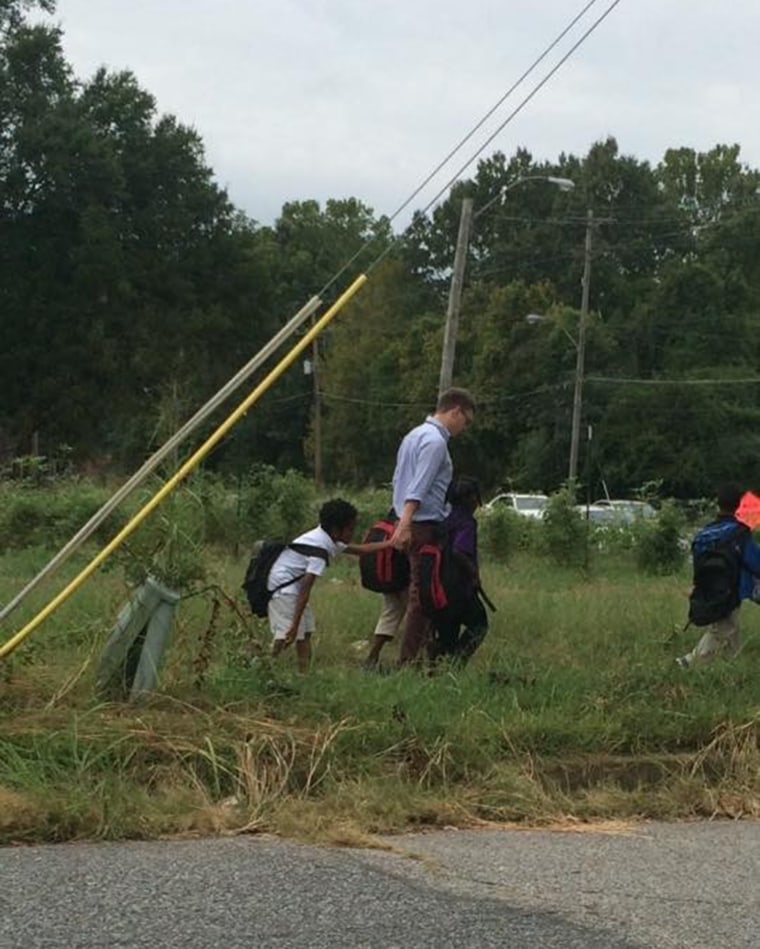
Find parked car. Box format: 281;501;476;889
575;501;618;526
483;492;548;519
590;499;657;524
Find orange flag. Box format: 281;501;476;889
737;492;760;529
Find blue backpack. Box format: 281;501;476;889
688;520;749;626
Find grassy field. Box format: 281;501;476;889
2;496;760;845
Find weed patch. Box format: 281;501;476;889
2;484;760;843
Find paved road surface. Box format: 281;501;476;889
1;821;758;948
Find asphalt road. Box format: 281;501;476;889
1;821;758;948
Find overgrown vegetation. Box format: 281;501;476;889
2;476;759;845
3;0;759;844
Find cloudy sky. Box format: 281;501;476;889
43;0;760;228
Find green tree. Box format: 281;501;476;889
317;257;437;484
0;6;279;466
226;199;396;475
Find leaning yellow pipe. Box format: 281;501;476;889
0;296;322;628
0;274;368;660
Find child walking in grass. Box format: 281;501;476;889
267;498;390;673
677;483;760;669
428;476;490;665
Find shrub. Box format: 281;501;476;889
116;479;207;590
541;488;587;567
0;494;48;548
590;522;638;554
635;501;686;575
197;473;243;549
0;484;115;550
239;465;317;542
480;507;536;562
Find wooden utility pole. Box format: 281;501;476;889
438;197;473;395
568;208;593;484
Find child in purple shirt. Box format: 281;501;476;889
429;476;490;664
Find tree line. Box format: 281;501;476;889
2;0;760;498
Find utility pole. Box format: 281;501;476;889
438;197;473;395
568;208;593;485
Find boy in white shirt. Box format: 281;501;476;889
268;498;390;672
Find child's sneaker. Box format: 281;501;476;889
675;655;691;670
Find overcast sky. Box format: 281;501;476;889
43;0;760;229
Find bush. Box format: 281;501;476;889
0;494;48;548
590;522;638;554
635;501;686;575
541;488;587;567
117;480;207;589
0;484;115;550
480;507;537;562
197;473;243;549
239;465;317;542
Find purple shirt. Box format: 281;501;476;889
446;506;478;597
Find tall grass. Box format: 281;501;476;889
1;476;759;843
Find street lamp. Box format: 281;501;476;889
525;209;594;485
473;175;575;221
438;175;575;395
526;312;578;350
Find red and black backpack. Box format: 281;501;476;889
418;534;467;619
359;517;410;593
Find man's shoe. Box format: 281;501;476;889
675;655;690;670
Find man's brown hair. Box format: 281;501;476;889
436;387;475;414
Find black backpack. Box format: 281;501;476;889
359;517;410;593
418;534;469;621
688;520;749;627
242;541;329;618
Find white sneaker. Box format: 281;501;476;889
675;655;691;670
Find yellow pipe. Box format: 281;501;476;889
0;274;368;660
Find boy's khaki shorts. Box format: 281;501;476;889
373;589;409;639
268;595;316;642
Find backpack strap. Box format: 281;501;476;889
269;543;330;597
722;520;750;572
694;519;749;553
289;542;329;563
477;585;497;613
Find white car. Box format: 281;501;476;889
590;499;657;525
575;501;618;526
483;492;548;519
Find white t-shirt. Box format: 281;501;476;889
267;525;345;598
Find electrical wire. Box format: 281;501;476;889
386;0;625;241
381;0;602;228
318;382;569;410
317;0;619;295
586;375;760;386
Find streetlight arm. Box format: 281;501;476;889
473;174;574;220
525;312;578;351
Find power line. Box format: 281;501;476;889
318;383;568;410
381;0;603;228
586;375;760;385
401;0;625;230
318;0;623;294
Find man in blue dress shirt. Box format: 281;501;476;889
391;387;476;664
